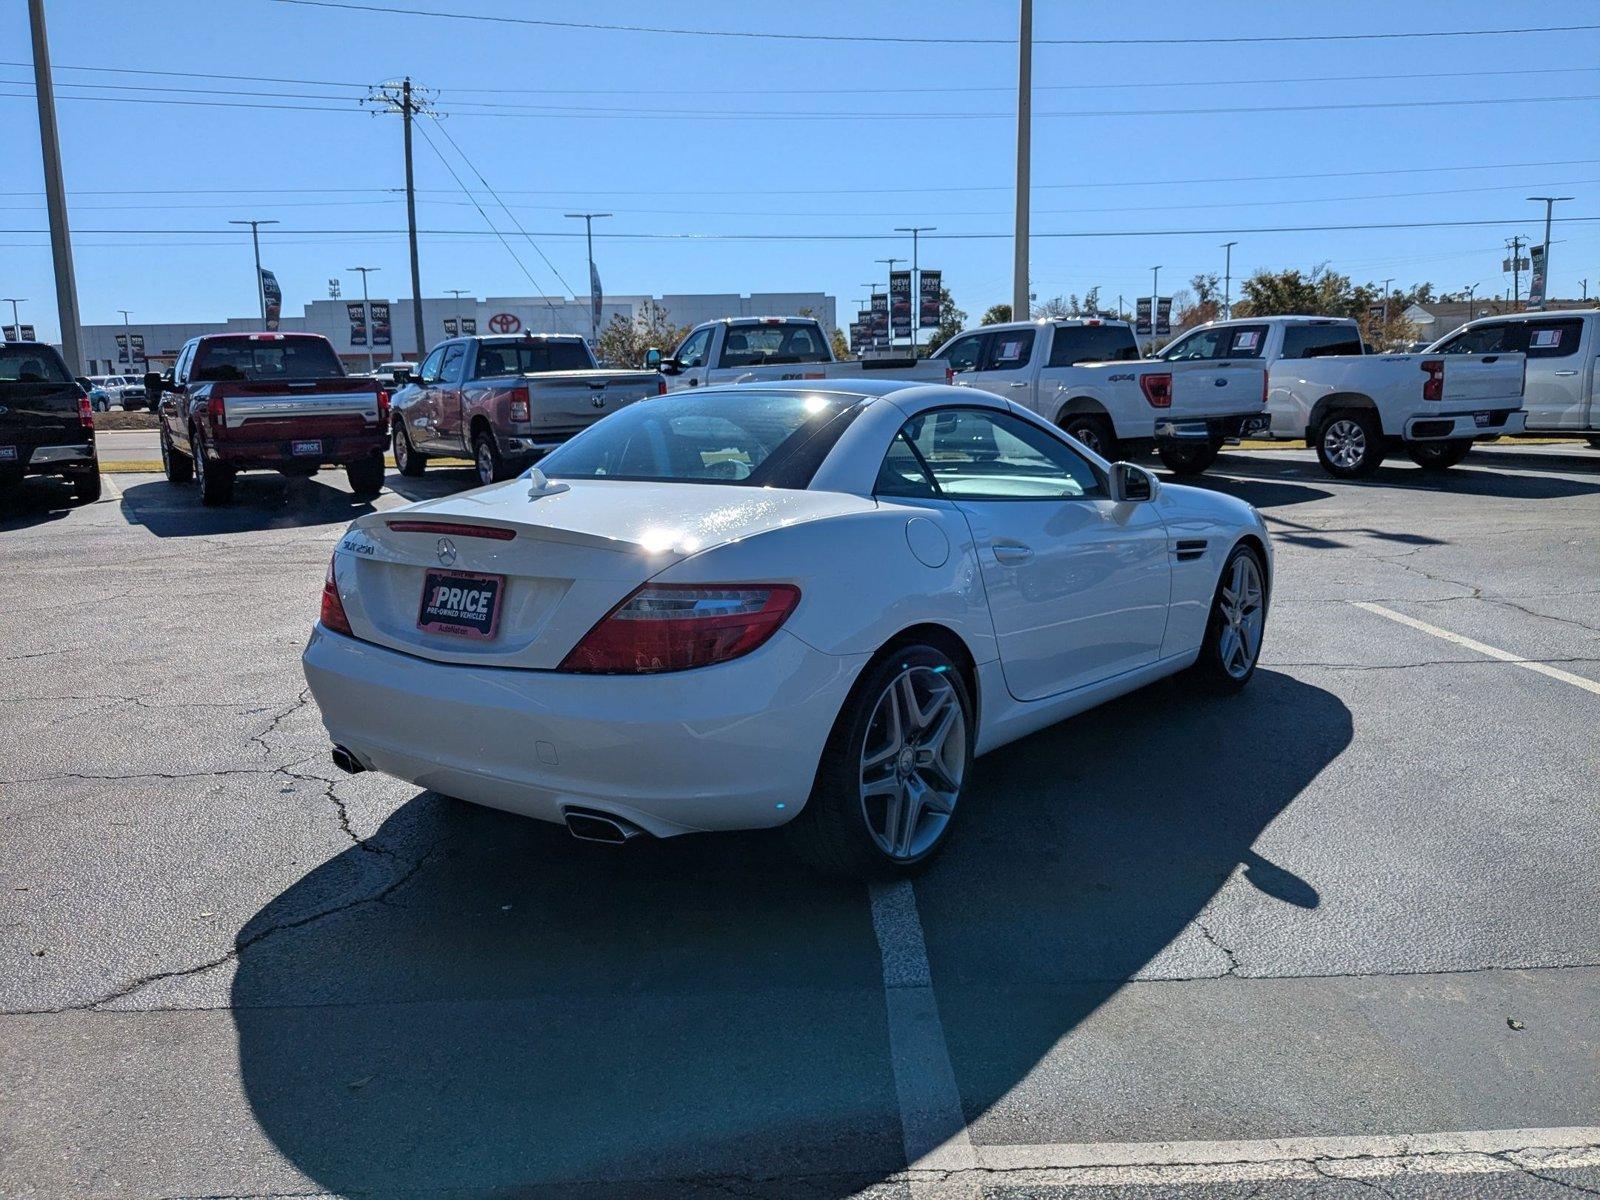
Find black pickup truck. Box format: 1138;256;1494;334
0;342;100;504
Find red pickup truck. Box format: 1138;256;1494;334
148;333;388;506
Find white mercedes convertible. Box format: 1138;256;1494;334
304;380;1271;876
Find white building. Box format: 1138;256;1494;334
79;291;838;373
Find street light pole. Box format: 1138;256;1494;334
445;288;471;337
894;226;936;353
1220;241;1237;320
229;219;279;322
2;298;24;335
564;213;612;346
1011;0;1032;322
347;267;379;372
1150;265;1161;352
29;0;83;371
118;308;132;372
1380;277;1394;328
875;257;904;348
1527;195;1573;310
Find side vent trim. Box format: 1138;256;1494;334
1174;538;1208;562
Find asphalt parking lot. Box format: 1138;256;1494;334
2;445;1597;1198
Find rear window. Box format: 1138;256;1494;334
1161;324;1270;361
1047;325;1140;366
191;337;344;383
1280;324;1362;359
0;344;72;384
1523;318;1584;359
718;323;830;368
540;389;856;488
475;340;594;376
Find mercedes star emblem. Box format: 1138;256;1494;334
436;537;458;567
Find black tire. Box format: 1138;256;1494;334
1188;542;1268;695
1586;437;1600;450
160;424;193;484
72;469;102;504
1314;409;1386;479
1156;436;1223;476
473;428;509;486
1405;439;1474;470
346;449;386;498
193;430;235;506
394;422;427;477
783;642;974;878
1059;412;1119;460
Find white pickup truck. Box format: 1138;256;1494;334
651;316;949;390
932;318;1269;475
1160;315;1527;477
1427;309;1599;447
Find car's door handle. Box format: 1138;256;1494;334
1553;370;1578;377
991;540;1034;565
1006;381;1029;388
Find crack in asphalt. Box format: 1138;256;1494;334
1192;911;1241;977
1489;1150;1600;1196
248;685;315;762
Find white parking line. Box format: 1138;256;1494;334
99;473;122;500
1353;601;1600;696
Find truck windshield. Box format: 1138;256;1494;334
192;337;344;382
474;340;594;376
0;344;72;384
719;324;831;367
1047;325;1140;365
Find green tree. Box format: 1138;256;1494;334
595;300;689;368
830;326;853;361
980;303;1013;325
1177;272;1222;327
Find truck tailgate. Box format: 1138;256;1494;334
1167;360;1268;419
523;370;659;434
1437;353;1525;407
221;380;381;430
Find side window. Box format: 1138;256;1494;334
416;346;446;383
1281;325;1363;359
439;343;467;384
935;332;988;373
983;329;1036;370
676;327;712;368
174;344;196;384
1436;323;1517;355
1524;319;1584;359
874;431;939;499
900;408;1104;500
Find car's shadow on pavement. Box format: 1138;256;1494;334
120;474;378;535
0;477;86;530
1207;451;1600;502
232;669;1349;1196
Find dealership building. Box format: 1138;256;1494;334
77;291;839;374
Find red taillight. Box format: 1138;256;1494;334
657;377;668;396
320;556;354;636
945;366;954;384
1421;359;1444;402
376;388;390;428
559;583;800;674
78;395;93;428
208;393;225;429
385;520;516;540
1139;372;1173;408
508;386;530;423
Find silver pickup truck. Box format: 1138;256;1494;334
391;334;665;485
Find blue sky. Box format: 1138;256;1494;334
2;0;1598;340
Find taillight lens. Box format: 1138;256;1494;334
208;393;225;429
78;395;93;428
559;583;800;674
1139;372;1173;408
320;556;354;636
1420;359;1444;402
376;388;390;429
944;367;954;384
656;377;668;396
508;386;530;423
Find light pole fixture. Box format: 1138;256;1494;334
229;218;280;322
894;226;937;352
1220;241;1238;320
564;212;612;344
1527;195;1573;309
1;297;24;334
347;266;380;372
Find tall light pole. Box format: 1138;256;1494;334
895;226;936;353
29;0;82;371
1380;276;1394;328
1012;0;1032;322
875;257;904;347
346;267;380;372
229;218;279;322
1150;265;1162;351
1527;195;1572;310
1220;241;1238;320
117;308;132;372
446;288;471;335
2;298;24;334
564;213;612;345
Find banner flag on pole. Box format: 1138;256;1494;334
918;269;942;329
259;268;282;331
370;302;392;348
889;270;913;340
346;301;367;346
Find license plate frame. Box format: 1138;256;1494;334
417;569;505;641
1473;411;1492;428
291;438;323;457
0;446;15;462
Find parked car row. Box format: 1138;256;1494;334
86;374;149;411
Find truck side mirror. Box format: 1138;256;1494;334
644;347;662;370
143;370;164;400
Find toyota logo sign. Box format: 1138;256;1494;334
487;312;521;334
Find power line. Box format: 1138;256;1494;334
268;3;1600;46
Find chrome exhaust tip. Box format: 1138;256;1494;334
564;808;644;845
330;745;366;775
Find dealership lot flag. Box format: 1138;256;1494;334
347;301;368;346
590;262;603;331
890;270;912;340
371;302;392;348
443;318;458;337
20;325;34;341
130;334;146;365
870;293;889;347
1528;244;1547;308
1156;297;1173;337
461;317;477;335
116;334;129;364
1135;297;1153;336
0;326;13;341
259;268;282;331
919;269;942;328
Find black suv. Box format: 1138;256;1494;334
0;342;101;504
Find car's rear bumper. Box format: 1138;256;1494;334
212;432;387;470
302;626;866;837
1155;412;1270;441
0;441;98;480
1404;410;1527;441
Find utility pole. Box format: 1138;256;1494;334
368;78;433;359
2;298;24;334
347;266;380;372
1011;0;1032;322
1505;235;1526;307
563;212;612;346
1582;278;1589;301
29;0;82;371
1527;195;1572;310
1117;293;1124;322
228;218;279;322
875;257;904;347
445;288;471;337
1220;241;1237;320
894;226;936;353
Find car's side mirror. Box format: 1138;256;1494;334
658;357;681;376
1111;462;1159;503
75;376;92;391
644;347;662;370
395;368;413;384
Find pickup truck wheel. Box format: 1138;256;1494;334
1315;410;1385;479
1405;439;1473;470
1060;414;1117;460
346;450;386;498
394;423;427;476
193;432;235;506
160;424;193;484
473;429;509;486
72;469;102;504
1156;436;1223;476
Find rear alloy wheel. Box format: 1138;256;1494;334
1157;435;1223;476
160;424;193;484
193;430;235;506
1315;409;1385;479
394;422;427;477
473;429;508;486
346;449;386;499
1189;543;1267;693
785;644;972;877
1405;439;1474;470
72;469;102;504
1060;413;1118;460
